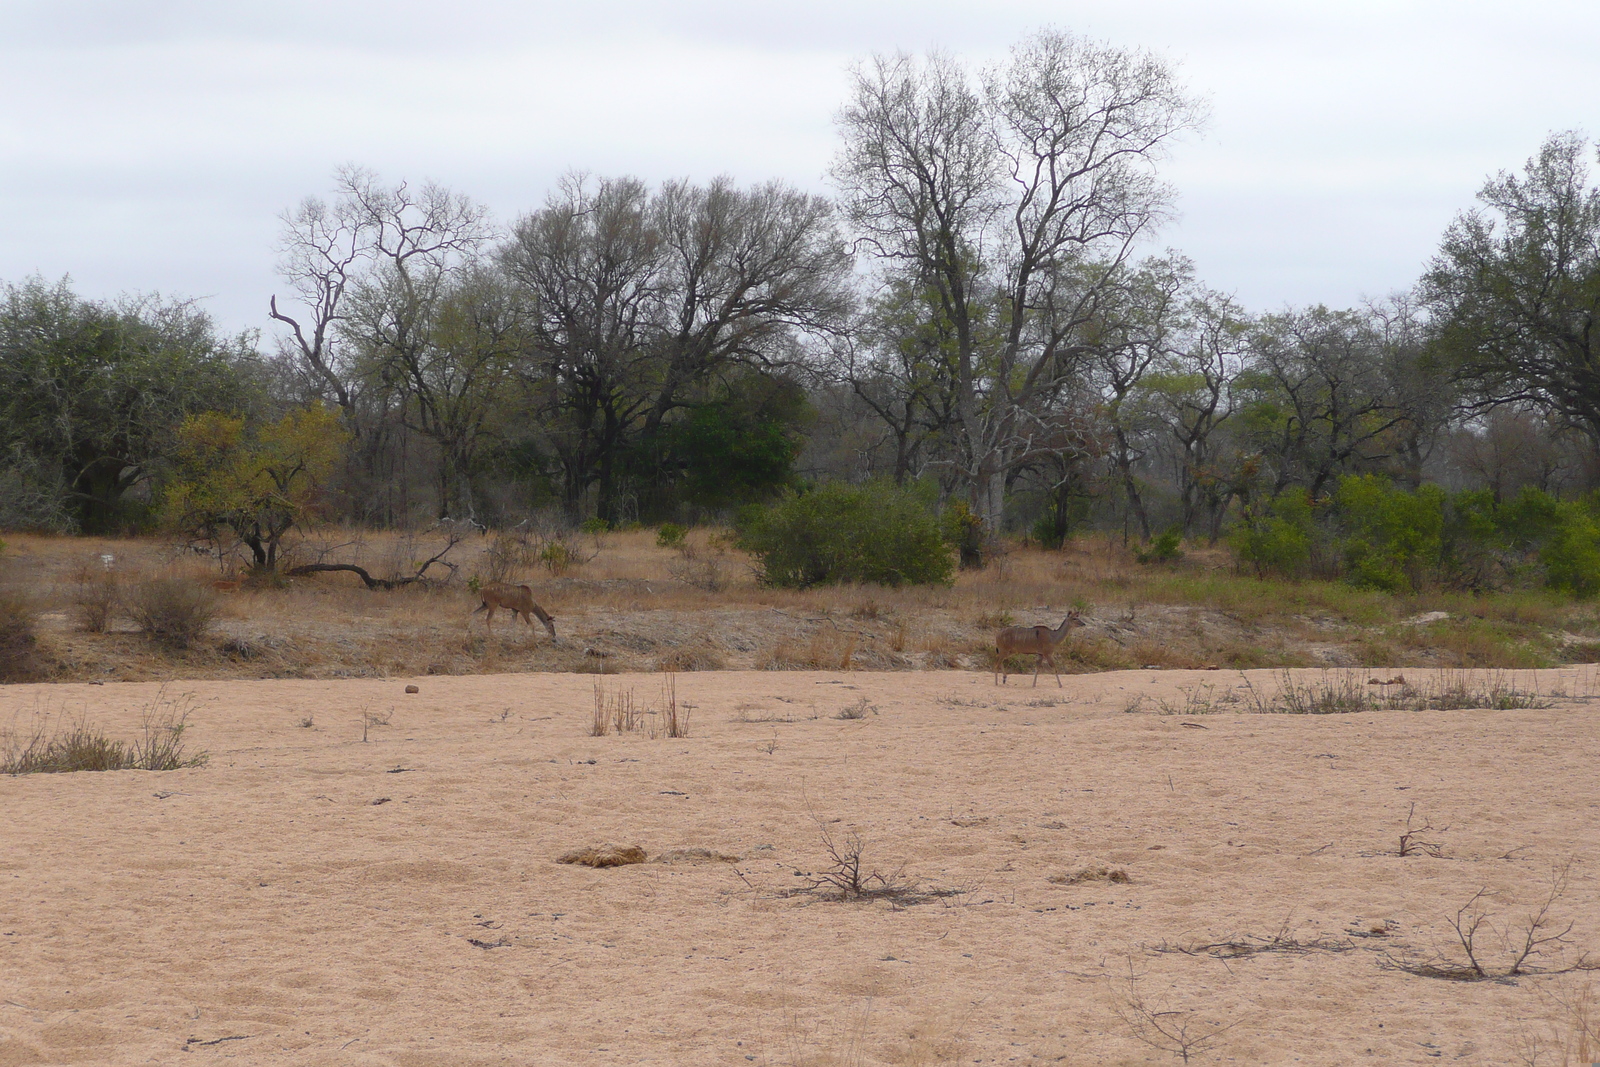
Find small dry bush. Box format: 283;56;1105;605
590;674;689;737
70;556;121;632
1;698;207;774
0;582;43;682
837;696;878;720
128;577;219;649
783;824;913;903
591;680;645;735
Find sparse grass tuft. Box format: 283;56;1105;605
1;695;207;774
837;696;878;720
1048;866;1130;885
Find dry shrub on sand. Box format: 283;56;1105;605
555;844;648;868
1048;866;1131;885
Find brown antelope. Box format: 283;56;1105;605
472;583;557;640
994;611;1085;687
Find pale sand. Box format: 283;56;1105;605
1;667;1597;1066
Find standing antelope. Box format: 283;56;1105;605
472;583;557;641
994;611;1085;687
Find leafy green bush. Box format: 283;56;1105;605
1336;475;1445;592
1538;503;1600;596
656;522;688;549
736;482;954;588
1231;492;1316;578
1135;528;1184;565
579;517;609;535
942;500;985;569
1229;479;1600;598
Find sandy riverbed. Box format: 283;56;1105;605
1;667;1597;1066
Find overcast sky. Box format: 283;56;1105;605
3;0;1598;337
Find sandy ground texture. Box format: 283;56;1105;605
2;666;1599;1066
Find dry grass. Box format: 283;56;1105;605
4;528;1600;682
1;693;207;774
0;581;43;682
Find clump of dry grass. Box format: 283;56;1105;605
590;680;643;736
1;696;207;774
555;843;647;868
1048;866;1131;885
128;577;219;650
760;630;858;670
653;643;725;672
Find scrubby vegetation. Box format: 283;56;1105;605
735;483;954;588
1233;478;1600;597
1;700;207;774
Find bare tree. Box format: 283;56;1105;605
833;29;1204;542
271;167;490;412
270;168;496;520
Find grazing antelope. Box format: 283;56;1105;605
994;611;1085;687
472;583;557;640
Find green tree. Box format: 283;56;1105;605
634;374;811;514
1424;131;1600;442
162;407;349;574
0;277;257;532
502;174;851;523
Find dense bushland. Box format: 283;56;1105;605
1233;477;1600;595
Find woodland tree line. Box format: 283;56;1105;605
5;28;1600;584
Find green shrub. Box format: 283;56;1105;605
1336;475;1445;592
656;522;688;549
736;482;954;588
579;517;609;535
1231;493;1316;578
1539;504;1600;596
1135;528;1184;565
942;500;985;569
1031;513;1066;550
